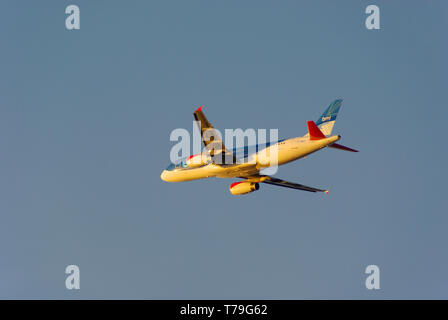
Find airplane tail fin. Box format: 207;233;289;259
315;99;342;136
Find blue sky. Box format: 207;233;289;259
0;0;447;298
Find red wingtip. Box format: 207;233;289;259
325;190;329;194
307;121;326;140
196;105;203;112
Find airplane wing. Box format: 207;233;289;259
193;106;237;164
243;175;328;193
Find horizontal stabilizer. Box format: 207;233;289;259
307;121;326;140
329;143;358;152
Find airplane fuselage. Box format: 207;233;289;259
160;134;340;182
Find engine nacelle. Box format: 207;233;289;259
186;153;210;168
229;181;260;195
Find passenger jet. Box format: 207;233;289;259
161;99;358;195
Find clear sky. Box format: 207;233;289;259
0;0;447;299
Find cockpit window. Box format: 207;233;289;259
165;163;175;171
166;160;188;171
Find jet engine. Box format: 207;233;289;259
186;153;210;168
229;181;259;195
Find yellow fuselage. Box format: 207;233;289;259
160;135;340;182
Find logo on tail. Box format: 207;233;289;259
315;99;342;136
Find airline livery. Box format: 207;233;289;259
161;99;358;195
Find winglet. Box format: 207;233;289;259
196;105;203;112
307;121;326;140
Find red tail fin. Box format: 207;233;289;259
307;121;326;140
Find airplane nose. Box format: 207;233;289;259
160;170;168;181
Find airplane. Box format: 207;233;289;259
160;99;358;195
